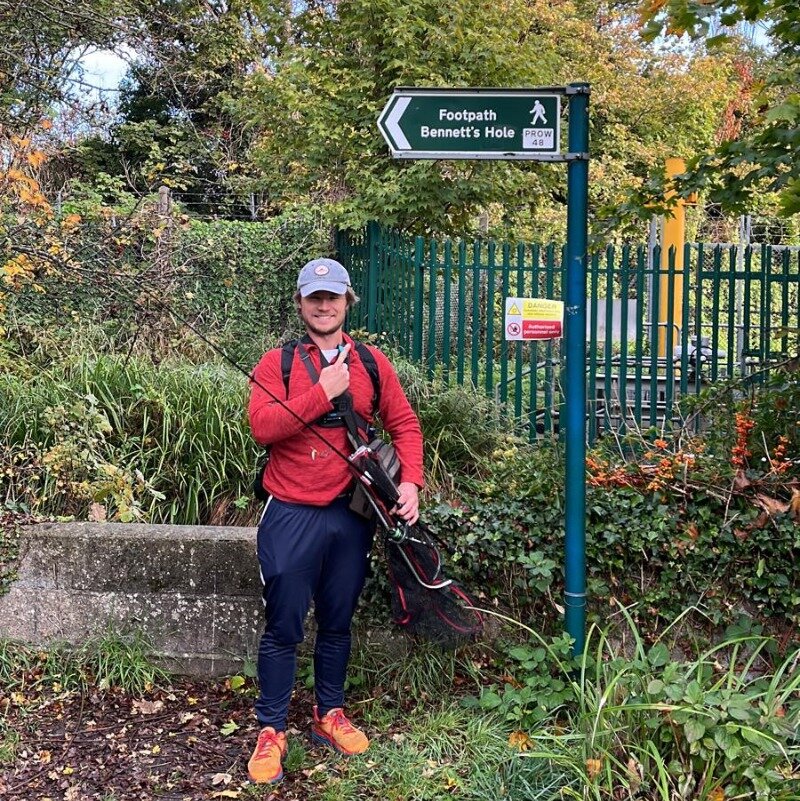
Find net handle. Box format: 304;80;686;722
392;542;452;589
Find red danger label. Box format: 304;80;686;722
522;320;562;339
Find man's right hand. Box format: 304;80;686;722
318;343;351;400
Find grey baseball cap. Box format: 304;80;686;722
297;258;351;297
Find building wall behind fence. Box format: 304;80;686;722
339;225;800;443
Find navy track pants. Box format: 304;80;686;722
254;495;373;731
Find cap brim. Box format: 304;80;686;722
299;280;349;297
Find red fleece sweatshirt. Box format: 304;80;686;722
248;333;424;505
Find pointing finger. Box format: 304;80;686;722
335;343;351;364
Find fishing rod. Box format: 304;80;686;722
10;255;483;643
80;263;410;513
5;264;437;553
13;228;364;473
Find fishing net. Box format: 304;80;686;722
348;444;483;649
384;522;483;648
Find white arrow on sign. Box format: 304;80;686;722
382;96;411;150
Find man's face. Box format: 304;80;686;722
299;291;347;337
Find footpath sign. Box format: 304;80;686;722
378;88;561;159
505;298;564;340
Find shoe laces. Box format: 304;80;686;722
254;728;283;760
326;708;355;733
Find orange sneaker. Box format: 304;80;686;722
311;706;369;755
247;726;287;784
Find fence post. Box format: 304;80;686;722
736;215;751;374
658;158;687;358
158;185;171;215
155;186;173;285
366;220;381;334
413;237;425;361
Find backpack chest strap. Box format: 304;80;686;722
297;341;370;436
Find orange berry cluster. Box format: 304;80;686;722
771;435;790;474
585;455;636;488
646;457;676;493
587;442;698;494
731;411;755;468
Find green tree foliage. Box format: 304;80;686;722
635;0;800;216
75;0;286;214
547;10;742;239
238;0;742;238
240;0;567;233
0;0;779;240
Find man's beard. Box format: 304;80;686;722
304;319;343;338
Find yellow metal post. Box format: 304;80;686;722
658;158;686;357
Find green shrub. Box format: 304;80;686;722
7;206;329;367
425;472;800;630
681;365;800;472
0;348;258;524
418;366;800;630
476;610;800;801
2;325;798;629
391;359;511;491
470;631;578;726
172;211;330;365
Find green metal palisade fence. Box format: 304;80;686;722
338;224;800;443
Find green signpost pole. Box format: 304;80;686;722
563;83;590;656
377;84;590;656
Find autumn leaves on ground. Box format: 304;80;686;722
2;677;273;801
2;591;799;801
0;627;523;801
4;674;462;801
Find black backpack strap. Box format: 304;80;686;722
280;338;299;397
254;340;297;501
298;344;321;383
353;341;380;412
255;338;381;500
283;336;380;414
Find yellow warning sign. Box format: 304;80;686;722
504;296;564;340
522;299;562;319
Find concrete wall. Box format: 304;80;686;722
0;522;263;676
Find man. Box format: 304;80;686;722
247;257;424;784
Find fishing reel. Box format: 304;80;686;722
386;521;410;543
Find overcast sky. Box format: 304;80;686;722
79;48;131;91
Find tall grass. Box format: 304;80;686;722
1;333;259;524
1;326;512;524
0;629;169;696
348;633;486;699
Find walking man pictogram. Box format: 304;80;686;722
530;100;547;125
